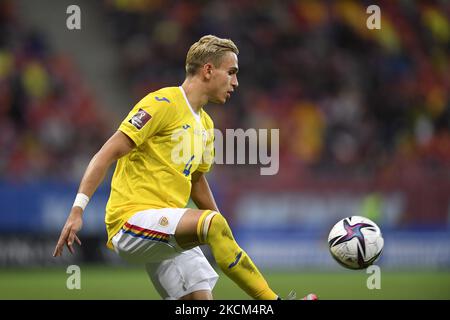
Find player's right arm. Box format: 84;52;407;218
52;131;135;257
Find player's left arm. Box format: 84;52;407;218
190;171;219;212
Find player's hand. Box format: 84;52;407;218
53;207;83;257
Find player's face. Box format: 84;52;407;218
208;51;239;104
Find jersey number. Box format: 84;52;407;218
183;155;195;176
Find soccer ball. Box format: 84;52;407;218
328;216;384;270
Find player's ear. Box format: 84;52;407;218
202;63;214;80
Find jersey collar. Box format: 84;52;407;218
179;86;201;124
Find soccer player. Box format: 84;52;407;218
53;35;316;300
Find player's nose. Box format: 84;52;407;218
231;76;238;89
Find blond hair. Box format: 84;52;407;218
185;35;239;76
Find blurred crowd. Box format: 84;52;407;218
103;0;450;181
0;0;449;183
0;0;112;182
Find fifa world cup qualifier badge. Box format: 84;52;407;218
129;108;151;129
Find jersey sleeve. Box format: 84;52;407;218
118;95;171;146
197;125;215;173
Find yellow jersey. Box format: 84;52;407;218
104;86;215;249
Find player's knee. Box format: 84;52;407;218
208;212;235;242
198;211;234;244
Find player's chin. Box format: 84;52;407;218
212;96;227;104
222;92;231;103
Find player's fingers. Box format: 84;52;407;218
54;240;66;257
66;231;76;254
53;228;69;257
53;239;62;256
53;242;63;257
52;246;60;257
74;235;82;246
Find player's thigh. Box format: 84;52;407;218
145;246;218;300
175;208;213;249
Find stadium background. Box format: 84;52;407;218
0;0;449;299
